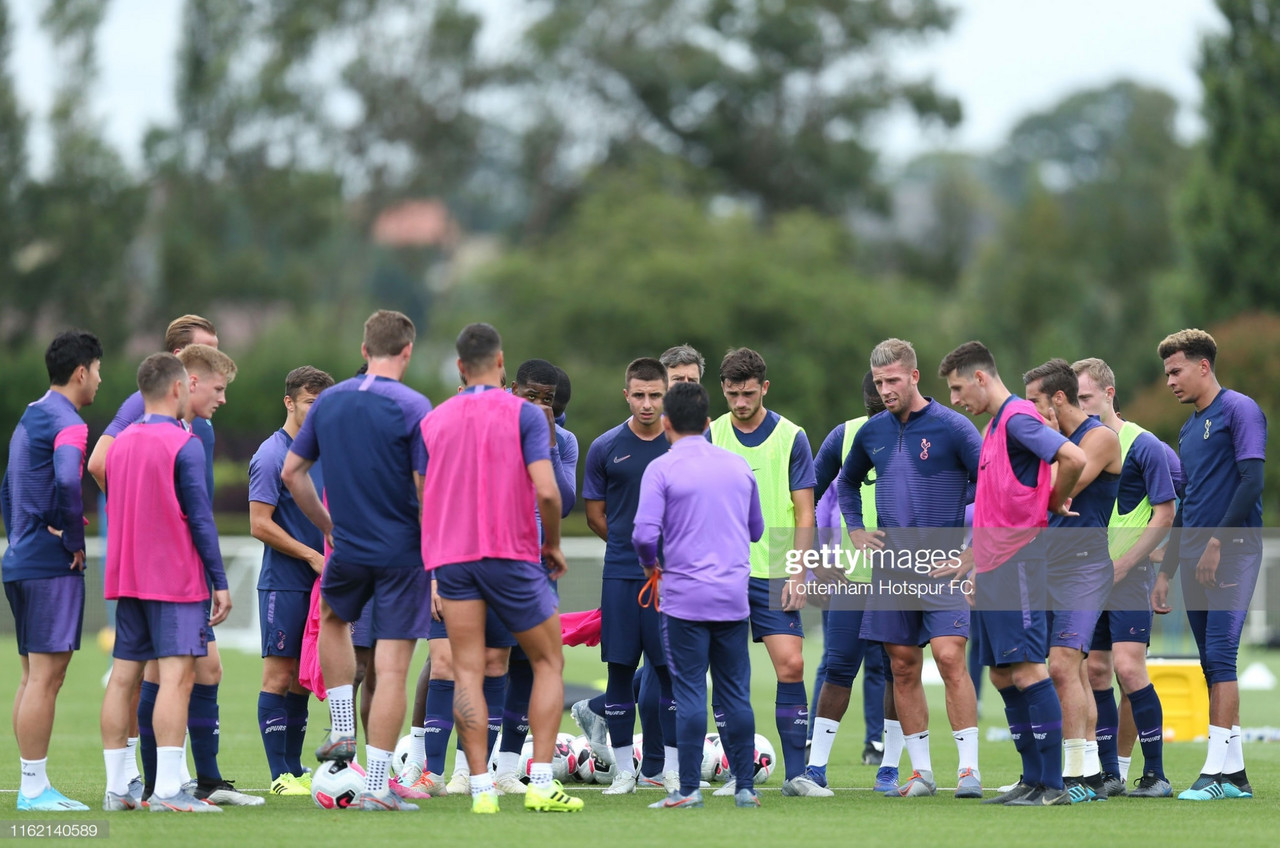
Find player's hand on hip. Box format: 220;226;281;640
306;550;325;575
929;547;973;580
209;589;232;626
848;528;885;551
543;546;568;580
1150;573;1172;615
1195;539;1220;587
1050;497;1078;518
69;549;86;571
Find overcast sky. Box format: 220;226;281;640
9;0;1224;175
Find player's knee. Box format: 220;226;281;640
1085;659;1113;691
1202;650;1238;686
773;652;804;683
823;664;857;689
932;650;966;682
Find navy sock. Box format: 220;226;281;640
588;693;607;717
483;675;506;759
651;665;678;750
500;660;532;754
636;666;664;775
283;691;309;776
257;691;289;780
603;663;637;749
189;683;221;781
775;681;808;781
1128;684;1165;779
423;679;454;775
1023;679;1063;790
138;680;159;793
998;685;1039;785
1092;688;1120;776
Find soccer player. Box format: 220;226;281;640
1151;329;1266;801
420;322;583;814
1023;358;1122;803
710;347;824;797
1072;357;1178;798
806;370;897;791
85;314;220;802
100;352;231;813
830;340;982;799
249;366;335;795
574;358;680;794
939;341;1086;806
2;331;102;811
660;344;705;384
169;344;261;806
633;381;764;809
283;309;433;811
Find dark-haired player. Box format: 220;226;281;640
1152;329;1266;801
573;358;680;794
939;341;1085;806
710;348;823;797
3;331;102;811
250;366;335;795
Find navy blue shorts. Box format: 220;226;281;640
322;559;431;641
350;600;374;649
5;575;84;655
259;589;310;658
974;559;1047;667
860;607;970;648
114;597;209;661
1046;553;1111;653
200;597;216;645
434;558;557;636
1090;562;1156;651
749;577;803;642
428;605;517;647
599;577;665;667
1180;544;1262;686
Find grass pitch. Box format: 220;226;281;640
1;636;1277;847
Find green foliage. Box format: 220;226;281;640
436;169;937;446
523;0;961;218
1182;0;1280;320
0;0;26;282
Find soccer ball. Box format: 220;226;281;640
701;734;720;782
568;735;595;783
631;733;644;772
553;734;575;783
592;750;616;785
311;760;364;809
713;733;776;784
391;734;414;777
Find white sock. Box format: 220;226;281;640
470;771;495;796
20;757;49;798
904;731;932;774
177;732;192;784
613;745;635;775
1083;740;1101;777
124;737;141;782
409;727;426;769
327;684;355;736
952;726;979;775
1201;725;1231;775
1063;738;1085;777
365;745;391;795
103;748;130;797
663;746;678;774
528;762;553;790
155;746;185;798
496;750;520;776
454;749;470;776
1224;725;1244;773
809;717;840;768
883;719;904;769
1117;755;1132;783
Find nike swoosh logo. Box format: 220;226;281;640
613;455;631;463
823;729;836;734
872;446;886;454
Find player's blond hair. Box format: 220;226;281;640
870;338;917;372
178;344;238;381
1071;357;1116;391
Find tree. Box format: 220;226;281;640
0;0;28;317
522;0;961;220
1182;0;1280;320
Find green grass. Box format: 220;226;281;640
1;637;1278;846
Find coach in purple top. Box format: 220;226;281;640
2;331;102;812
1152;329;1266;801
632;382;764;810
